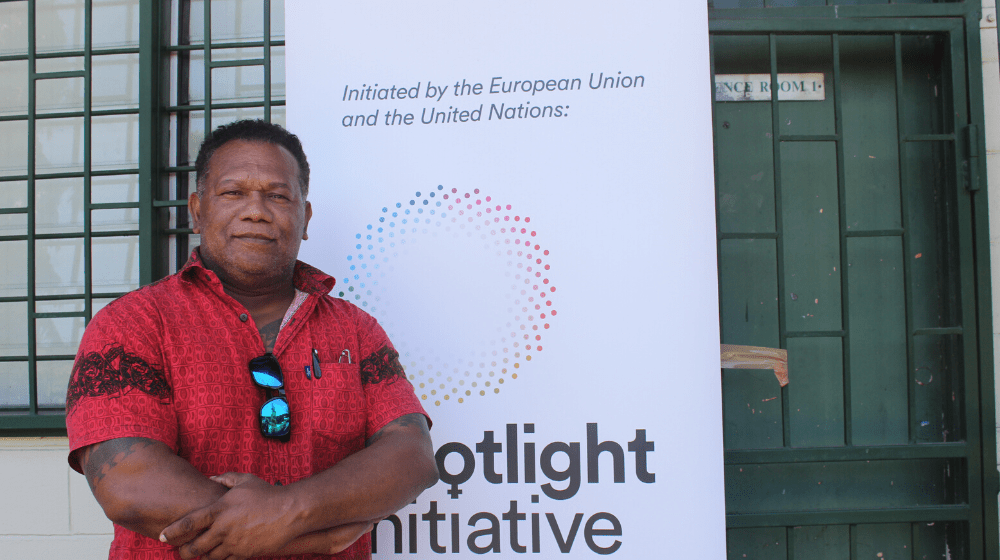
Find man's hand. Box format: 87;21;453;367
161;472;377;558
159;473;301;560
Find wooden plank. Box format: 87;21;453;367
726;527;786;560
792;525;849;560
714;35;776;236
848;236;908;445
780;141;842;332
776;35;835;136
854;523;912;560
725;458;956;515
720;239;782;450
841;35;903;233
905;141;960;330
787;337;844;447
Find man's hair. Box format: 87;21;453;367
194;119;310;197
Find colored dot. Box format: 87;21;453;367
367;225;372;230
525;217;531;223
464;193;470;198
347;255;353;261
544;265;550;270
423;200;429;205
438;185;444;190
551;310;557;315
396;202;401;208
379;217;385;222
355;233;361;239
452;188;458;193
416;191;422;197
515;216;520;221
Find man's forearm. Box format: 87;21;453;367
79;437;228;539
282;413;438;536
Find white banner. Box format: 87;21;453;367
287;2;725;557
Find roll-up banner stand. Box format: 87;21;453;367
287;2;724;557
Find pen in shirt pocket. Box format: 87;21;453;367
311;348;323;379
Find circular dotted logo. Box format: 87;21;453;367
337;186;557;406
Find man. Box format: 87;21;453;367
65;119;438;560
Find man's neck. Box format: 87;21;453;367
199;250;297;351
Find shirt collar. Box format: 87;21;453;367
180;248;335;296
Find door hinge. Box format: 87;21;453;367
966;124;981;192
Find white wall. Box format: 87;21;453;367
0;438;111;557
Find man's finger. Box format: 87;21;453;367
209;472;255;488
159;505;216;546
178;528;226;560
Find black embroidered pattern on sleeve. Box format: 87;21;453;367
66;343;172;412
359;345;405;386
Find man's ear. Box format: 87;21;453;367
302;201;312;240
188;192;202;234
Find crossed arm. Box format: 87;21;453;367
77;413;438;559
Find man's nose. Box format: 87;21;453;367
241;192;273;221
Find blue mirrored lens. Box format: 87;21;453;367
260;397;290;438
249;355;282;389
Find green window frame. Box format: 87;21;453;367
0;0;285;434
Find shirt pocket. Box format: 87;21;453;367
308;362;366;445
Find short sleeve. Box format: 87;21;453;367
65;294;178;473
353;308;431;439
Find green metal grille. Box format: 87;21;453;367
711;4;997;558
0;0;141;432
159;0;285;277
0;0;285;433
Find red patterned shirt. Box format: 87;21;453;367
66;250;429;560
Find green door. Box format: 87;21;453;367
712;13;998;559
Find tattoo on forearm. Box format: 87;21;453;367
258;318;281;353
366;413;428;447
82;437;157;493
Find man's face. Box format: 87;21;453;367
189;139;312;284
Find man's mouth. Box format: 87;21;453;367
233;234;275;242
